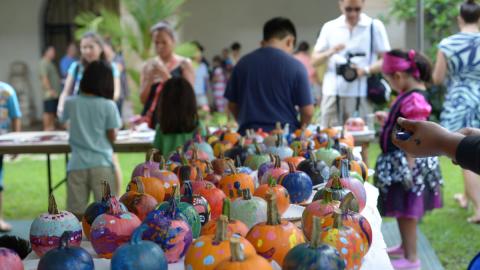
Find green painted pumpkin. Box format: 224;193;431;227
245;143;270;170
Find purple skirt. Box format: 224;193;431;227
375;150;443;219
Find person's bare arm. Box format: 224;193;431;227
432;50;448;85
11;118;20;132
299;105;314;128
57;74;74;117
311;44;345;67
106;129;117;145
140;64;154;104
228;102;239;121
113;77;121;101
181;60;196;87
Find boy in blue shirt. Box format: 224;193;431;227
60;61;121;218
0;81;22;231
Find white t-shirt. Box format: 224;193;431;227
314;13;391;97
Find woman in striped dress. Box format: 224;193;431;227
433;0;480;223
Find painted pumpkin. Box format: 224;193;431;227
211;154;234;176
267;134;293;160
185;133;215;161
332;138;349;156
320;193;372;256
244;143;270;170
204;162;223;187
156;185;202;238
38;231;93;270
294;126;313;138
219;163;255;200
223;129;241;145
297;149;330;185
246;193;305;266
185;215;256;270
154;156;180;200
283;153;306;169
315;139;341;166
0;235;31;259
224;138;250;165
321;210;365;270
213;140;234;159
254;177;290;215
283;217;345;270
111;224;168;270
256;128;269;138
313;128;329;149
0;248;23;270
82;181;113;240
120;178;158;221
201;199;249;237
215;238;273;270
173;156;198;185
333;148;368;182
143;198;193;263
313;174;351;204
321;127;338;138
90;196;141;258
130;148;161;179
257;154;275;180
260;155;289;185
302;189;341;240
231;189;267;229
188;147;209;176
182;181;211;226
345;117;365;132
326;160;367;212
30;194;82;257
128;169;165;203
197;182;227;220
278;163;313;204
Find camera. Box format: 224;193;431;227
336;52;366;82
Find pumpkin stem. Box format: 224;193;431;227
222;198;231;220
172;184;181;201
323;188;334;203
229;237;245;262
227;161;237;175
131;224;148;245
242;189;252;200
331;175;343;189
346;148;354;161
167;194;179;218
102;181;111;202
287;161;296;173
268;153;275;163
214;215;229;242
274;155;281;168
276;133;282;147
340;159;350;178
340;192;359;212
266;192;281;225
108;196;122;216
235;155;242;168
333;209;343;229
132;177;145;194
59;231;71;249
184;181;194;204
311;217;323;248
146;148;160;162
268;176;277;187
48;194;59;215
254;142;262;155
159;156;166;170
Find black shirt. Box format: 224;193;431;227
456;136;480;174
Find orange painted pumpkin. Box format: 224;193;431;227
321;127;338;138
219;163;255;200
246;193;305;266
184;215;255;270
223;130;241;146
197;182;227;219
301;189;341;240
173;156;198;185
215;238;273;270
213;140;234;158
201;198;249;237
294;127;313;138
283;154;306;169
254;177;290;215
336;129;355;148
155;157;180;200
128;169;165;203
189;147;208;176
320;210;364;270
119;178;158;221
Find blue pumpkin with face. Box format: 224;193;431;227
279;164;313;204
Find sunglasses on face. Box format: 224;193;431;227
345;7;362;13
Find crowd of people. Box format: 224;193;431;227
1;0;480;269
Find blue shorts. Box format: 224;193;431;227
0;155;4;192
43;99;58;114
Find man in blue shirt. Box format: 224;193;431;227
59;43;77;80
224;17;314;135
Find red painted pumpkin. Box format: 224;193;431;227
90;196;141;259
219;163;255;200
302;189;341;240
82;181;112;240
204;163;222;187
181;181;211;226
246;193;305;266
120;178;158;221
128;169;165;203
201;199;249;237
215;238;273;270
197;182;227;219
184;215;256;270
254;177;290;215
211;154;233;176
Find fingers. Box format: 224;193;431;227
396;117;417;132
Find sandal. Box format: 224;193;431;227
454;193;469;209
467;216;480;224
0;220;12;232
387;245;405;258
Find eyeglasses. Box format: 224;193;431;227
345;7;362;13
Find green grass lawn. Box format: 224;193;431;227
2;144;479;269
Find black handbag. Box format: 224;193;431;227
367;19;391;105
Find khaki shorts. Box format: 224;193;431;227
320;95;373;127
67;167;116;215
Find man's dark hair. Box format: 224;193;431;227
80;60;114;99
296;41;310;53
263;17;296;42
461;0;480;23
41;45;54;57
230;42;241;51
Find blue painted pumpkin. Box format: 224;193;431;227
111;224;168;270
278;163;313;204
30;194;82;257
0;247;23;270
283;217;345;270
38;231;93;270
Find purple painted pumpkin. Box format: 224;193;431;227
30;194;82;257
278;163;313;204
0;248;23;270
131;149;161;179
260;155;289;185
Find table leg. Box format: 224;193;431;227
47;153;52;195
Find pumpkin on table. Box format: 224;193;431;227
201;198;249;237
297;149;330;185
130;148;161;179
215;237;273;270
90;196;141;259
345;116;365;132
0;248;23;270
154;156;180;199
224;138;249;165
185;215;256;270
260;155;289;185
30;194;82;257
111;224;168;270
223;129;241;145
267;134;293;160
156;185;202;238
219;163;255;200
302;189;341;240
246;193;305;266
283;217;345;270
0;235;31;259
313;128;329;149
204;162;223;187
128;168;165;203
336;128;355;148
120;178;158;221
315;139;341;166
244;143;270;170
254;177;290;215
231;189;267;229
173;154;199;185
197;181;227;220
38;231;93;270
283;149;306;168
143;196;193;263
332;148;368;182
321;210;364;270
185;133;215;161
321;127;338;138
313;174;352;204
182;181;211;226
258;154;288;180
278;162;313;204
